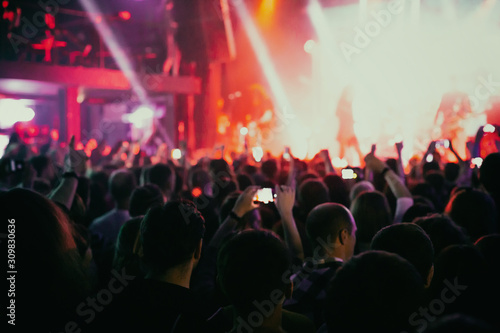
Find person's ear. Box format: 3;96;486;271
194;239;202;260
285;280;293;300
339;229;348;246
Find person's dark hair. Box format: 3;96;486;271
1;188;90;330
474;234;500;281
141;200;205;273
219;191;261;228
371;223;434;283
189;168;211;191
217;230;291;314
261;159;278;180
428;245;490;321
325;251;424;333
423;160;441;176
444;162;460;183
114;216;144;277
109;169;137;202
423;313;495;333
323;174;350;207
445;188;498;242
479;152;500;195
298;179;329;216
402;203;436;222
413;214;470;259
350;190;392;246
236;173;254;192
129;184;164;217
411;182;443;212
349;180;375;203
147;163;174;196
306;203;355;257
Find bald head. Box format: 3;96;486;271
306;203;356;259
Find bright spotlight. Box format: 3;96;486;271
172;148;182;160
0;99;35;128
426;154;433;163
483;124;496;133
252;146;264;162
122;105;155;129
304;40;316;53
240;127;249;136
232;0;293;115
471;157;483;168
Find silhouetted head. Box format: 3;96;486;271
325;251;424;333
298;179;329;216
480;152;500;195
350;190;392;247
129;184;164;217
141;200;205;274
349;180;375;203
109;169;137;207
371;223;434;285
445;188;498;242
147;163;175;198
323;174;350;207
217;230;292;316
413;214;470;259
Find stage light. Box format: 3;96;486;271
240;127;249;136
232;0;293;117
304;40;316;54
2;1;8;9
102;145;112;156
50;129;59;141
123;105;155;129
0;99;35;128
426;154;433;163
172;148;182;160
483;124;495;133
79;0;148;103
252;147;264;162
191;187;202;198
119;11;131;21
471;157;483;168
234;91;242;98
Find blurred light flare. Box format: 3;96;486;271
483;124;496;133
172;148;182;160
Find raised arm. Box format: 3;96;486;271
275;184;304;261
209;186;260;248
49;136;87;210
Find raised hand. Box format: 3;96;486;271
232;186;260;218
275;185;295;220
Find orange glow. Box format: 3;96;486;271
217;98;225;109
102;145;112;156
76;142;84;150
50;129;59;141
95;15;102;24
86;138;98;150
133;143;141;155
121;152;128;161
257;0;276;26
119;11;131;21
191;187;203;198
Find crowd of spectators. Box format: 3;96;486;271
1;131;499;332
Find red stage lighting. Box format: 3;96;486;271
119;11;131;21
50;129;59;141
2;1;8;9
